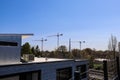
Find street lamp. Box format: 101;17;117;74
48;33;63;49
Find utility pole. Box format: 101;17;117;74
48;33;63;49
69;38;71;53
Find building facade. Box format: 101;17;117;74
0;34;89;80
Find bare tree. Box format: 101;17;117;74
108;35;117;59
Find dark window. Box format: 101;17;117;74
19;71;41;80
76;65;87;79
20;72;32;80
0;41;18;46
0;70;41;80
74;71;80;80
56;67;72;80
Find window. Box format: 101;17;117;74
56;67;72;80
19;72;32;80
0;70;41;80
0;75;19;80
19;71;41;80
76;65;87;79
0;41;18;46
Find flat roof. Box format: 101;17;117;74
26;57;88;64
0;33;34;39
29;57;72;63
0;57;88;66
0;33;34;36
0;57;73;66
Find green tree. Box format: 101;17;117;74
57;45;67;52
55;45;68;58
81;48;93;59
35;45;40;56
89;56;94;68
21;42;32;56
83;48;92;55
31;47;35;54
82;48;94;68
71;49;81;59
31;45;41;57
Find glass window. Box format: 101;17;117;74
56;67;72;80
0;41;18;46
0;76;19;80
19;71;41;80
76;65;87;79
0;70;41;80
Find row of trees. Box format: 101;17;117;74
21;42;116;68
21;42;93;58
21;42;40;57
21;35;119;68
21;38;118;60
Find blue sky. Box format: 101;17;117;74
0;0;120;51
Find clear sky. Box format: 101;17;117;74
0;0;120;51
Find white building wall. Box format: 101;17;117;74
0;36;21;65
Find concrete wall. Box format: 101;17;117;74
0;36;21;65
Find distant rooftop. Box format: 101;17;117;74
0;33;33;36
0;33;34;39
94;58;110;62
27;57;88;64
29;57;72;63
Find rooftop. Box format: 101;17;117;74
0;33;33;39
94;58;111;62
0;57;88;66
0;33;33;36
29;57;72;63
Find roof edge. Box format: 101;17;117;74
0;33;34;36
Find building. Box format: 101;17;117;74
0;34;89;80
89;58;118;80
